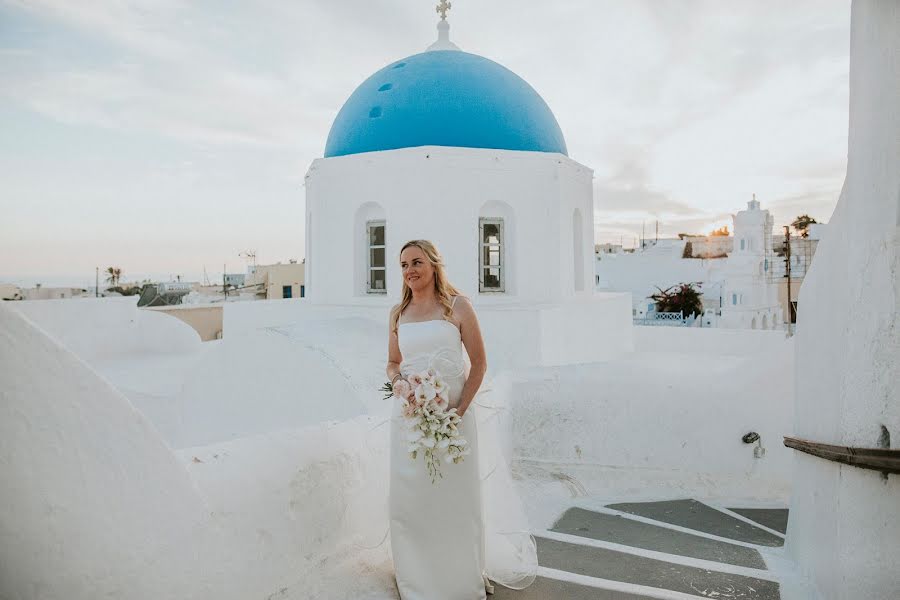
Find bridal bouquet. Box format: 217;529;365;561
381;365;470;483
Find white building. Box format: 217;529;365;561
304;19;632;365
596;197;787;330
719;197;783;330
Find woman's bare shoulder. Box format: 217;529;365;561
451;295;475;316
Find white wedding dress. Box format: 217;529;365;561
390;298;537;599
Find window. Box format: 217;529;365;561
732;293;737;305
282;285;292;299
300;285;305;298
367;220;386;293
479;217;504;292
740;239;745;251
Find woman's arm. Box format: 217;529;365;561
454;296;487;417
386;305;404;384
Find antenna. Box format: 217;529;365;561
239;250;258;273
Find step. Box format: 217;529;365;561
551;507;768;569
726;508;789;534
533;536;781;599
605;499;784;547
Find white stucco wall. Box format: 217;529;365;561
305;145;594;306
506;327;796;502
785;2;900;598
8;296;201;361
595;250;727;315
0;304;228;600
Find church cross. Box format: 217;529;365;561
436;0;451;21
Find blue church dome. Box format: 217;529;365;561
324;50;568;158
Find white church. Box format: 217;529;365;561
719;196;784;330
304;14;633;367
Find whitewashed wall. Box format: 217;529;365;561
305;145;594;306
785;2;900;598
0;305;229;600
504;327;796;503
8;296;200;360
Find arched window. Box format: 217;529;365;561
751;317;757;329
479;217;504;292
573;208;585;292
478;200;514;294
367;220;386;293
355;202;386;295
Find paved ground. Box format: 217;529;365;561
491;498;789;599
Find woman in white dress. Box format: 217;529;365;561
385;240;536;599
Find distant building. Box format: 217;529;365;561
594;243;623;255
594;197;826;330
682;235;733;258
224;273;245;288
21;284;89;300
719;197;782;330
245;262;305;300
0;284;23;301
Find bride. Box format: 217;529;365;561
385;239;536;599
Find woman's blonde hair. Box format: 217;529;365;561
390;239;464;333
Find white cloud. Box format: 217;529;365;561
0;0;852;279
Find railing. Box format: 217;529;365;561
634;311;695;327
783;436;900;475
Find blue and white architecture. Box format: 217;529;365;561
305;14;633;365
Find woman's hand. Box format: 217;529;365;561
392;377;411;399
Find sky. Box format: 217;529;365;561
0;0;851;287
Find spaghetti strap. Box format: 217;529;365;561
450;295;458;309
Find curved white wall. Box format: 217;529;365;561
0;305;224;600
785;2;900;598
8;297;201;362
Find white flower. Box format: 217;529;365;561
422;437;436;448
432;376;447;396
437;438;451;449
416;382;437;403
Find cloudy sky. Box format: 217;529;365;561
1;0;851;287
